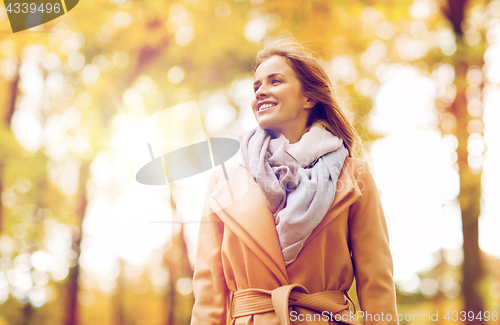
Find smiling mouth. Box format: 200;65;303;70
258;103;277;113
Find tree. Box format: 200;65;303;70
440;0;487;321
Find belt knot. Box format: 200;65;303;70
230;284;359;325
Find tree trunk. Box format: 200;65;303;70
443;0;485;321
0;63;20;234
64;159;92;325
453;57;484;323
163;258;177;325
161;183;195;325
162;186;179;325
5;63;20;127
113;259;127;325
21;302;33;325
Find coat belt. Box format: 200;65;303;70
230;284;361;325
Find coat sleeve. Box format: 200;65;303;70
190;169;229;325
348;161;399;325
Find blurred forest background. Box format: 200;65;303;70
1;0;500;324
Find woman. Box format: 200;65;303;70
190;37;399;325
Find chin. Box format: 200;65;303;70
256;120;275;130
257;123;281;137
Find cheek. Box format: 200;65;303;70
251;99;259;110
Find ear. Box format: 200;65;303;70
304;97;317;110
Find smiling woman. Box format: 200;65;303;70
190;37;399;325
252;55;316;144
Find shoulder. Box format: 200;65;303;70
343;157;372;178
343;157;377;193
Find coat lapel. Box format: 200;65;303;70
207;158;361;281
208;163;289;285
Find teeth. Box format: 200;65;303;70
259;103;276;111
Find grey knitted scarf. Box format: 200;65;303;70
239;122;347;265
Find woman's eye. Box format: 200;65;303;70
272;79;282;84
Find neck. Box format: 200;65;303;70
283;130;306;144
271;120;311;144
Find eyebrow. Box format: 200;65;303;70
253;73;285;87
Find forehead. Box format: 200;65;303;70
254;55;295;80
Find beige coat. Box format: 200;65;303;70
190;157;399;325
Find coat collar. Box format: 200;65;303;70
207;158;362;284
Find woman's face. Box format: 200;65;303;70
251;55;316;142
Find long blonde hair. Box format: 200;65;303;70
253;37;366;158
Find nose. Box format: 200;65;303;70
255;84;269;99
